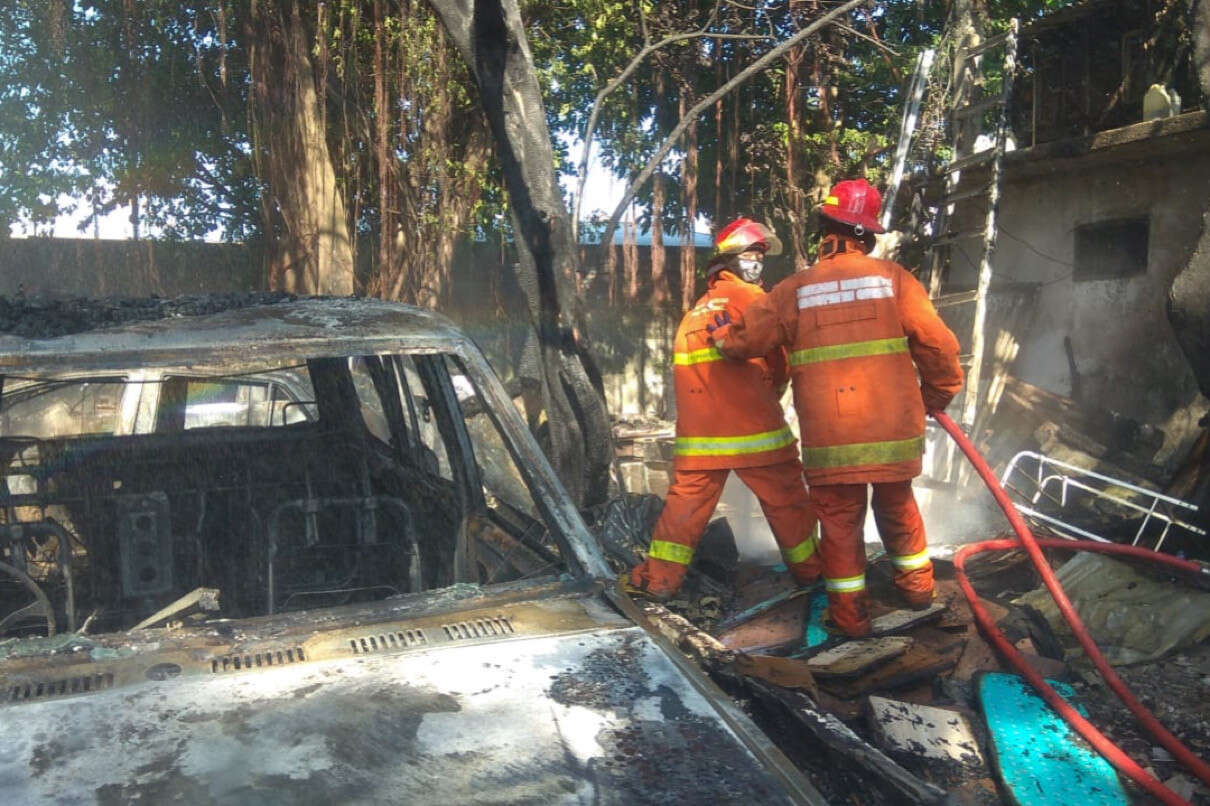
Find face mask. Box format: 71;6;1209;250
737;257;764;283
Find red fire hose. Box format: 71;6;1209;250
933;411;1210;806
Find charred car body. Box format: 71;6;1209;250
0;298;823;804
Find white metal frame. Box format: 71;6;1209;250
1000;450;1204;550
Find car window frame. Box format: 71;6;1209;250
427;350;607;580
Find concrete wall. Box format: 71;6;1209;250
443;241;715;420
946;142;1210;465
0;237;263;298
0;234;706;421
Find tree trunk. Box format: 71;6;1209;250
651;170;667;304
374;0;393;292
729;63;739;216
785;43;807;269
679;88;699;311
651;71;668;305
624;216;639;300
714;51;724;226
1168;0;1210;400
427;0;613;509
948;0;986;159
248;0;355;295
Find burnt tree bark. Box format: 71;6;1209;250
785;41;807;269
427;0;613;508
651;170;668;304
679;86;700;311
651;70;669;305
1169;0;1210;399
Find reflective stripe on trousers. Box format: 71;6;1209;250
648;539;695;565
824;573;866;593
782;534;817;565
890;548;930;571
676;426;796;458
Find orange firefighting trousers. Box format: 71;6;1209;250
809;480;934;636
629;458;820;598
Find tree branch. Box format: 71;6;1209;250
835;20;899;60
635;0;650;47
571;22;773;241
598;0;868;256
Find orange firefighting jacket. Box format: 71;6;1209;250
715;235;963;485
671;270;798;471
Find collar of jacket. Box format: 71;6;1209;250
709;269;756;289
818;234;869;261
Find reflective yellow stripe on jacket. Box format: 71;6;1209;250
674;346;725;366
802;436;924;469
676;426;796;457
789;337;908;367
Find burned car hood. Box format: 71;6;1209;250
0;611;813;804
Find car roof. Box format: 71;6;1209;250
0;298;472;375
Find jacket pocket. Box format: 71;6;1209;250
816;301;876;328
835;383;862;418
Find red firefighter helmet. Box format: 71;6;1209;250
713;217;783;256
819;178;885;234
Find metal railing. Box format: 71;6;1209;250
1000;450;1204;550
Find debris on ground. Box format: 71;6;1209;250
587;493;737;590
807;636;914;678
604;426;1210;803
750;678;950;805
717;593;809;653
978;672;1130;806
1015;551;1210;665
733;654;820;700
631;539;1210;804
1073;641;1210;781
867;696;985;770
871;601;947;635
821;641;960;699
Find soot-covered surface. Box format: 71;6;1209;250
0;627;798;805
0;293;297;339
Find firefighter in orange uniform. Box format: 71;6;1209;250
628;218;820;600
708;181;963;636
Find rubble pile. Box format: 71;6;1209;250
632;541;1210;805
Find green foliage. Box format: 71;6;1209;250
0;0;1108;271
0;1;257;240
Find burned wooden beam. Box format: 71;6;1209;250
635;599;947;806
128;588;220;632
747;680;949;806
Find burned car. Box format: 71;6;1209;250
0;298;823;804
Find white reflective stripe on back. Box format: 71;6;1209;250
798;290;856;309
840;275;892;291
799;280;840;297
855;286;894;301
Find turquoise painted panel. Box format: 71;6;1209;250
978;672;1128;806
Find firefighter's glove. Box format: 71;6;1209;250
705;311;733;349
922;387;954;415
